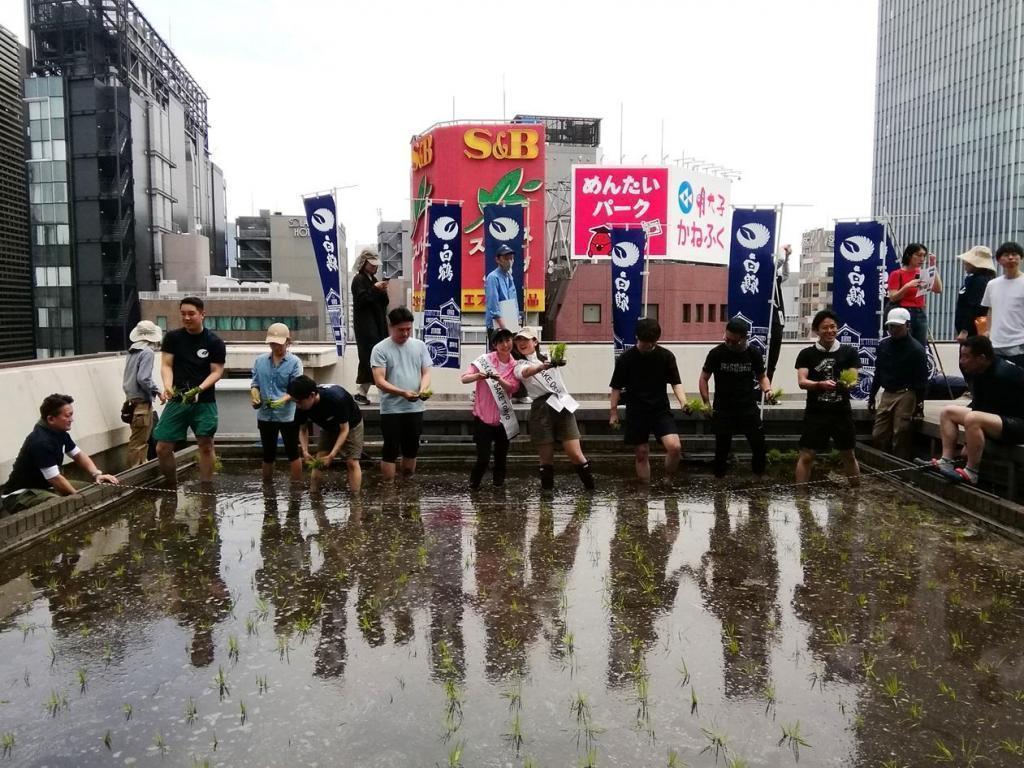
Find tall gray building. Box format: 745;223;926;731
872;1;1024;339
0;25;34;362
24;0;225;355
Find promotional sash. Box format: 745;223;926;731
517;357;579;413
473;353;520;440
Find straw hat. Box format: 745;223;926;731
129;320;163;344
957;245;995;272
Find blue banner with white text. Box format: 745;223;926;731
610;227;646;355
834;220;885;399
483;204;526;315
303;194;346;356
423;202;462;369
727;208;778;357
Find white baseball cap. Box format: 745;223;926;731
885;307;911;326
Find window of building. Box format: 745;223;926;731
155;316;167;330
682;303;691;323
720;304;727;320
582;304;601;323
697;304;704;322
38;308;48;327
646;304;659;321
709;304;716;323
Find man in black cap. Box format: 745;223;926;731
484;244;519;349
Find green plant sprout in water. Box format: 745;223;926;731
214;666;229;700
45;690;68;717
778;721;811;760
447;740;465;768
1;733;14;758
122;702;132;721
227;634;240;662
185;697;198;725
700;725;729;762
76;668;87;693
153;732;168;756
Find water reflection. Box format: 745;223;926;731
0;470;1023;767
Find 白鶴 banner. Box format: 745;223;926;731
423;202;463;369
833;220;885;399
483;204;526;315
302;194;346;355
727;208;778;356
610;227;646;355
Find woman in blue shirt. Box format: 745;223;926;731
251;323;304;482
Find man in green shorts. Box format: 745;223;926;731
153;296;226;485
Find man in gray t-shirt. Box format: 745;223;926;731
371;306;433;479
981;241;1024;366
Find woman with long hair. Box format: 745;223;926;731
887;242;943;348
461;328;519;489
513;328;594;491
954;246;996;341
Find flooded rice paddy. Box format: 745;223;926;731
0;463;1023;767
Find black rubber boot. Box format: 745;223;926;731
575;461;595;490
539;464;555;490
493;467;506;487
469;465;485;490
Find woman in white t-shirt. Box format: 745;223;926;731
512;327;594;491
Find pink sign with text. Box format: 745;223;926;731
571;166;669;259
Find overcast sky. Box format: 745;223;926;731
1;0;879;262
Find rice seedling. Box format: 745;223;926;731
761;683;776;715
153;732;168;755
185;697;198;725
245;615;257;637
666;748;683;767
578;747;598;768
856;593;868;608
700;725;729;761
690;686;699;716
928;739;954;763
882;673;903;704
778;721;811;760
238;699;247;725
102;730;111;750
257;674;269;695
76;668;87;693
214;666;229;700
937;681;957;702
294;615;315;639
123;702;132;721
304;456;326;471
227;634;240;662
838;368;859;388
48;643;56;666
685;397;709;415
446;740;464;767
907;700;924;724
949;630;968;652
726;759;749;768
723;623;740;655
44;689;67;717
976;608;991;624
827;623;849;647
678;658;690;687
549;342;567;364
418;387;433;401
1;733;14;758
999;738;1024;755
503;712;524;754
501;680;523;713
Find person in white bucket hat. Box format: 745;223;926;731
954;245;996;341
122;320;165;466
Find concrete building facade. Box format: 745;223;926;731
0;24;33;362
798;228;835;339
873;0;1024;338
24;0;225;356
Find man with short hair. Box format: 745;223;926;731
921;335;1024;485
794;309;861;483
609;318;690;484
484;244;519;345
288;375;364;492
869;308;929;458
371;306;432;479
1;394;119;513
698;318;773;478
981;241;1024;366
153;296;227;485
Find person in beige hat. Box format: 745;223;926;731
122;320;165;466
351;247;389;405
954;245;996;341
250;322;304;482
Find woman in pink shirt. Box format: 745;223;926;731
461;328;520;488
887;242;943;348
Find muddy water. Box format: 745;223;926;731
0;465;1022;767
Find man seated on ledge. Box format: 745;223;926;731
1;394;120;514
921;335;1024;485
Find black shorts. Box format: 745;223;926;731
257;420;300;463
711;407;762;436
624;409;678;445
380;412;424;462
799;409;857;453
999;415;1024;445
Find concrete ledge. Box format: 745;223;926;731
0;447;198;558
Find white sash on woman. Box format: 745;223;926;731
474;354;520;439
519;357;579;413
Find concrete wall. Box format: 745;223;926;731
161;232;210;292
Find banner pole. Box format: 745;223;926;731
760;204;783;414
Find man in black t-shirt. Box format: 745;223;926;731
794;309;862;484
152;296;227;485
921;335;1024;485
1;394;119;513
699;319;774;478
288;376;365;491
609;318;691;484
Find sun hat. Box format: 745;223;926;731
356;248;382;269
514;325;540;341
885;307;912;326
956;245;995;272
128;320;163;344
265;322;291;345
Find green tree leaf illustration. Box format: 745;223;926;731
521;179;543;193
465;216;484;233
503;194;527;205
491;168;524;204
478;187;496;208
412;177;432;220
